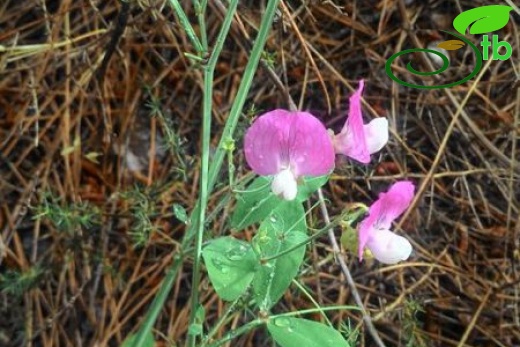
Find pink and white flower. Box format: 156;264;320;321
358;181;415;264
244;109;335;201
333;80;389;164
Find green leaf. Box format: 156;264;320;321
172;203;189;224
295;175;330;202
187;323;203;336
121;331;155;347
231;176;281;230
267;317;350;347
231;174;329;230
252;201;307;310
202;237;258;301
453;5;512;35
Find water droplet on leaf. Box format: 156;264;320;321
226;245;248;261
273;317;292;327
212;258;230;274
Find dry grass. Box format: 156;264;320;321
0;0;519;346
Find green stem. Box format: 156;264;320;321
206;319;264;347
168;0;205;55
340;203;369;224
130;1;281;345
269;305;361;318
207;0;280;193
200;297;242;347
187;1;239;346
291;279;333;327
259;218;342;263
193;0;208;51
185;0;281;241
130;254;184;347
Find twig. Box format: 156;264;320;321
455;289;492;347
95;0;131;86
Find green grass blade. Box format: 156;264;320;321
187;1;240;345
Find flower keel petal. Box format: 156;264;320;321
364;118;389;154
271;168;298;201
366;228;412;264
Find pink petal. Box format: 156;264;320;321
375;181;415;228
358;181;415;259
244;109;291;175
286;112;335;177
334;80;370;163
364;118;389;154
365;228;412;264
244;109;335;177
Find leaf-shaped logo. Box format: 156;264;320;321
453;5;512;35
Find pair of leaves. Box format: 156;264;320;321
230;175;329;230
203;200;308;310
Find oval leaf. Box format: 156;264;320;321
202;237;258;301
252;201;307;310
231;176;281;230
295;174;330;202
437;40;465;50
267;317;350;347
453;5;512;35
172;203;189;224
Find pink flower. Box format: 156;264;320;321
358;181;415;264
333;80;389;164
244;109;335;200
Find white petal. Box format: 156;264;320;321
271;168;298;201
363;118;389;154
366;228;412;264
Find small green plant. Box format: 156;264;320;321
261;50;277;69
0;266;44;297
33;192;100;234
145;91;194;182
403;299;428;347
120;185;162;248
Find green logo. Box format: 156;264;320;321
385;5;513;89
